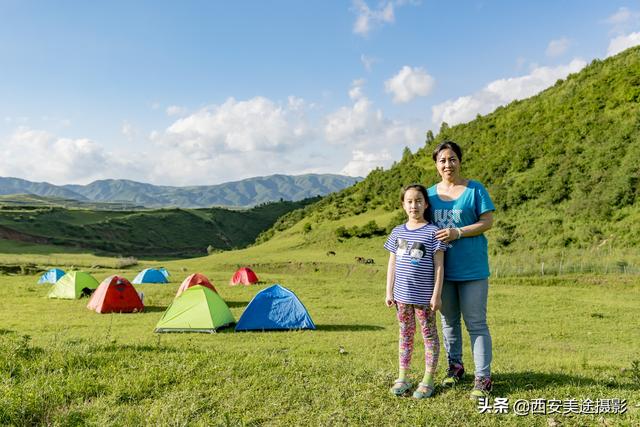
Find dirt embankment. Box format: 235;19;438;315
0;225;50;244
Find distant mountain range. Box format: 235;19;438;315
0;174;360;208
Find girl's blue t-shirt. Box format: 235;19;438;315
427;180;495;281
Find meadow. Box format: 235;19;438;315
0;220;639;427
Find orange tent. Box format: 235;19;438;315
176;273;217;297
229;267;259;286
87;275;144;313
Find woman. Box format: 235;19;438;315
427;140;495;400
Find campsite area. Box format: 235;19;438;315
1;209;639;426
2;43;640;427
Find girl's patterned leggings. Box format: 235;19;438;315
396;302;440;373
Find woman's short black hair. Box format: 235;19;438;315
432;140;463;162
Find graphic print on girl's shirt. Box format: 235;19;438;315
395;238;426;265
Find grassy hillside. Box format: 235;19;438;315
0;198;319;258
259;46;640;254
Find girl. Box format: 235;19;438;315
385;184;447;398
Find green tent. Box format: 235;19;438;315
154;285;235;333
48;271;99;299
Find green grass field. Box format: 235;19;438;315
0;229;639;426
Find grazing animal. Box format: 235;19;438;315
326;251;336;256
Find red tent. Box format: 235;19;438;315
87;275;144;313
176;273;217;297
229;267;259;286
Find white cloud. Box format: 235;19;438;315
142;96;322;185
1;91;423;185
603;7;640;57
385;66;435;103
324;97;375;144
607;32;640;56
351;0;420;36
324;86;422;177
121;121;138;140
604;7;640;49
164;96;309;154
166;105;187;116
341;149;393;177
546;38;571;57
606;7;633;25
3;116;29;125
348;79;366;101
360;54;378;72
605;6;640;33
352;0;395;36
432;59;587;126
287;96;306;111
0;127;134;184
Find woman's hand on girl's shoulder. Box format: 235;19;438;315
435;228;458;242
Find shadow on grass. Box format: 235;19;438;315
493;371;640;394
99;343;180;353
142;305;167;313
315;324;385;332
226;300;248;308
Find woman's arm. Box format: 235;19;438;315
430;250;444;312
435;211;494;243
386;253;396;307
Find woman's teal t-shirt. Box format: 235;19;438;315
427;180;495;281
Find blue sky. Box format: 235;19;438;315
1;0;639;186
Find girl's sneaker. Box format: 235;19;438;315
441;363;464;387
469;376;492;400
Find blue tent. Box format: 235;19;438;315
132;268;169;284
158;267;170;279
235;284;316;331
37;268;66;284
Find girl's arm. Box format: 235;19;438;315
430;250;445;312
435;211;494;243
386;253;396;307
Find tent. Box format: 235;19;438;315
87;275;144;313
37;268;65;284
158;267;170;279
154;285;235;333
235;284;316;331
229;267;259;286
132;268;169;284
175;273;217;298
48;271;99;299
